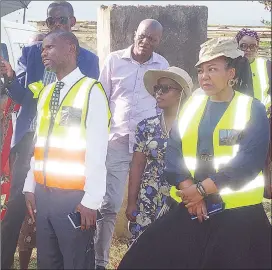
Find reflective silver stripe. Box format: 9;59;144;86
179;95;206;138
214;94;250;170
36;136;86;150
35;160;85;176
256;58;269;104
37;84;54;110
263;94;271;108
233;95;250;130
220;175;264;195
73;77;96;109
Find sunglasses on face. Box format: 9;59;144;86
46;16;69;27
153;84;181;95
239;43;258;52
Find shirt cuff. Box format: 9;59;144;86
208;173;226;191
81;192;102;210
22;179;36;194
175;174;193;186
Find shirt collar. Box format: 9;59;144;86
57;67;84;88
121;45;160;64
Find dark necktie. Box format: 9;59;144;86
50;81;64;118
43;70;56;86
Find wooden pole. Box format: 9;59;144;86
23;7;26;24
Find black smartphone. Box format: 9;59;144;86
191;193;225;220
68;210;103;229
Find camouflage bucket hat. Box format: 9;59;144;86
195;37;244;67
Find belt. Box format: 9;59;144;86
199;154;213;161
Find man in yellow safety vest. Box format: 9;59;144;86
23;30;111;269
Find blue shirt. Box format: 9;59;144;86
6;42;99;147
164;98;270;191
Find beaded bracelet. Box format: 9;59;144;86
196;182;208;198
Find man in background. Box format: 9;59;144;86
95;19;169;269
17;31;44;270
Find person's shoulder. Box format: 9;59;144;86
108;48;128;60
22;42;42;55
153;52;169;65
79;47;98;61
237;91;264;110
265;58;271;68
250;97;267;119
98;48;127;67
251;97;265;110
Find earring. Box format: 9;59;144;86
228;79;235;87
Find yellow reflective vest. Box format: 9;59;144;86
251;57;271;113
29;77;111;190
170;91;264;210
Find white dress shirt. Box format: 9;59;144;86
99;45;169;152
23;67;109;210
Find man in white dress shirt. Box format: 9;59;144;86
95;19;169;269
23;30;110;269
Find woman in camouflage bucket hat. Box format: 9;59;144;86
118;38;271;269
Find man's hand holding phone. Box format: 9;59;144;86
0;56;14;79
76;203;97;231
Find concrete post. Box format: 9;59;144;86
97;4;208;238
97;4;208;84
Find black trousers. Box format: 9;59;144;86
1;132;34;269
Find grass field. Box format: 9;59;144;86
13;237;128;269
12;199;271;269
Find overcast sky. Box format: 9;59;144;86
2;1;271;26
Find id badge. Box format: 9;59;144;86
219;129;242;146
59;106;82;126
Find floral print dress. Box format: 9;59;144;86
129;114;171;244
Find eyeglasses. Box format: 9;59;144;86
46;16;69;27
153;84;181;95
239;43;258;52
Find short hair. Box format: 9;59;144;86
45;29;79;55
47;1;74;17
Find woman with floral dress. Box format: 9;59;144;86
125;67;193;244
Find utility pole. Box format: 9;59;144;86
23;7;26;24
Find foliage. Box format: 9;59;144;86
259;1;272;12
258;1;271;25
261;19;271;26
